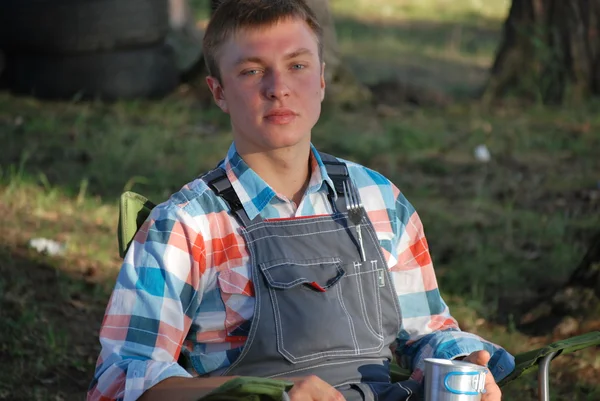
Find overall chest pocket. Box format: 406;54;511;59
259;257;384;364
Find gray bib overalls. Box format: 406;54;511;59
201;153;420;400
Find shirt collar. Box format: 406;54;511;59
309;145;338;198
220;143;337;220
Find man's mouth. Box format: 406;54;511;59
264;108;297;124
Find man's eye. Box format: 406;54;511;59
242;69;261;76
291;64;306;70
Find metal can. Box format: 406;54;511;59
424;358;487;401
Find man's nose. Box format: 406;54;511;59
264;70;290;100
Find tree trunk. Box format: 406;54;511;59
519;230;600;336
484;0;600;104
561;231;600;300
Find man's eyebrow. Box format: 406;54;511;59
284;48;314;59
233;48;314;66
234;56;264;66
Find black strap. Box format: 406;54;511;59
318;151;349;213
200;166;255;227
200;152;350;224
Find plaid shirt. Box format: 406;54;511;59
88;143;514;401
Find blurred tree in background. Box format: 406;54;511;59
481;0;600;328
486;0;600;104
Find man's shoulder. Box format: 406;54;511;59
331;156;394;189
324;154;414;213
151;172;228;220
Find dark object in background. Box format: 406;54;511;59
8;45;178;100
167;0;204;79
0;50;6;89
0;0;178;100
0;0;169;54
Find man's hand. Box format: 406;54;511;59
286;375;346;401
463;350;502;401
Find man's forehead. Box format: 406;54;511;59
210;17;321;77
234;16;309;35
226;18;317;50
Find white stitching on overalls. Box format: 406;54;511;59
245;214;348;231
365;217;387;336
363;221;402;334
354;261;384;341
397;382;413;400
261;257;341;270
245;226;350;245
336;281;360;352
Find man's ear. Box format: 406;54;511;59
206;75;229;113
320;62;326;102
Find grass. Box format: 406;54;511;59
330;0;510;22
331;0;509;89
1;0;599;400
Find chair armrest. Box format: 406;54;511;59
389;331;600;388
390;361;411;383
498;331;600;387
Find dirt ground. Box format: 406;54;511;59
0;243;109;401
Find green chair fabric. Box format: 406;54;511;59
117;191;600;399
498;330;600;387
389;362;411;383
117;191;155;258
200;377;293;401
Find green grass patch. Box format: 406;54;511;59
330;0;510;23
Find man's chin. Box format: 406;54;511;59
261;128;310;148
254;137;311;154
233;125;312;153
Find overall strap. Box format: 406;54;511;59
318;151;349;213
200;167;255;227
201;152;349;224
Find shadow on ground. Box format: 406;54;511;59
0;243;107;401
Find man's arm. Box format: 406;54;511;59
88;204;206;401
388;189;515;383
140;375;346;401
139;376;237;401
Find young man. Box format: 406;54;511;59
88;1;514;400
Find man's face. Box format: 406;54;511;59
206;18;325;155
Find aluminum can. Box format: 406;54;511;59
424;358;487;401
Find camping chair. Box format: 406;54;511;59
117;190;600;401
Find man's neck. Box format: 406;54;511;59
238;143;312;207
